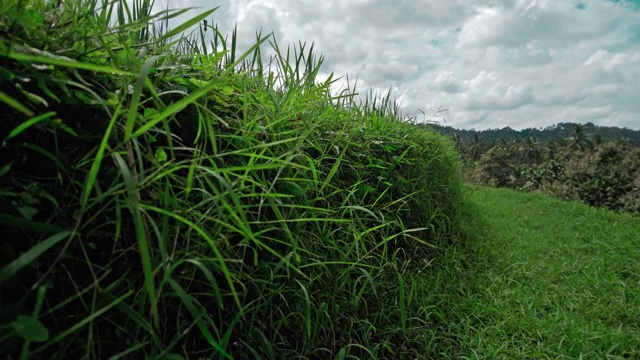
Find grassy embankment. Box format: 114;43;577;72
2;2;639;359
438;186;640;359
0;1;464;359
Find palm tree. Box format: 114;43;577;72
493;138;508;150
543;140;558;161
452;133;465;154
469;134;484;161
477;146;516;187
521;136;541;167
568;124;590;152
613;137;633;151
507;136;523;165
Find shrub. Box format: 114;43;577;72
564;143;639;211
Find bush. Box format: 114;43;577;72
564;143;639;212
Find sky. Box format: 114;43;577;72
148;0;640;130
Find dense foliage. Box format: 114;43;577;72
444;123;640;215
427;121;640;148
0;1;464;359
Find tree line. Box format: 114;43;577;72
426;122;640;148
428;123;640;215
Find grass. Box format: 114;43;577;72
429;186;640;359
0;1;463;358
2;1;640;359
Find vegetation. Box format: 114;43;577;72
444;123;640;215
428;121;640;148
439;186;640;359
0;1;464;358
3;1;639;359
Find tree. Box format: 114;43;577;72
493;138;508;149
521;136;541;167
543;140;558;161
452;133;465;154
469;134;484;161
568;124;591;152
475;146;516;187
569;142;638;211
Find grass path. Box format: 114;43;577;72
437;186;640;359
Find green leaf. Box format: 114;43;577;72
17;205;38;220
106;92;119;106
24;10;45;26
18;85;49;107
50;118;78;137
295;280;312;339
166;278;232;359
320;142;348;193
12;315;49;342
0;162;12;177
155;148;167;163
143;107;158;119
73;90;96;105
132;80;225;138
113;153;159;327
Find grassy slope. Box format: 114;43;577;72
434;186;640;359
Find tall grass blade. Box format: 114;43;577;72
296;279;312;339
166;278;232;359
0;213;66;234
112;152;159;327
31;290;133;356
8;48;135;76
81;103;122;209
4;112;56;141
0;231;71;286
0;90;34;117
124;56;158;142
139;204;241;310
319;142;348;193
154;8;218;46
132;80;224;138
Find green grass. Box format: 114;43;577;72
427;186;640;359
0;1;463;358
2;1;640;359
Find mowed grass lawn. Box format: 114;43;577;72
436;186;640;359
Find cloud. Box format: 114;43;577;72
150;0;640;130
583;49;640;74
434;71;462;94
460;71;534;110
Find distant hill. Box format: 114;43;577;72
422;122;640;146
